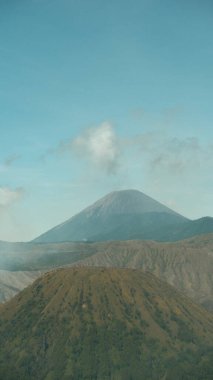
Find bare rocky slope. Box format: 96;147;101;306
73;235;213;311
0;267;213;379
0;234;213;311
0;270;42;302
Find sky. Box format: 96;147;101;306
0;0;213;241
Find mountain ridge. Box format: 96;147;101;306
0;234;213;310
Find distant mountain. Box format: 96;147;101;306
34;189;190;243
170;216;213;240
0;267;212;379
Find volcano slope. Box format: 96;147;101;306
33;189;188;243
33;189;213;243
0;268;213;380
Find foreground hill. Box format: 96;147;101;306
0;267;213;379
33;189;213;243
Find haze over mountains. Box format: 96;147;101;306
0;190;213;379
0;267;213;379
0;235;213;311
0;190;213;311
33;190;213;243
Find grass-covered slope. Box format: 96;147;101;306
0;267;213;379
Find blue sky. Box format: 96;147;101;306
0;0;213;241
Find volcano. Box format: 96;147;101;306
34;189;188;243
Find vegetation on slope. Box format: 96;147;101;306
0;267;212;379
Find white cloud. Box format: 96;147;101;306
68;122;120;174
0;187;24;207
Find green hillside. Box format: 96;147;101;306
0;267;213;379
